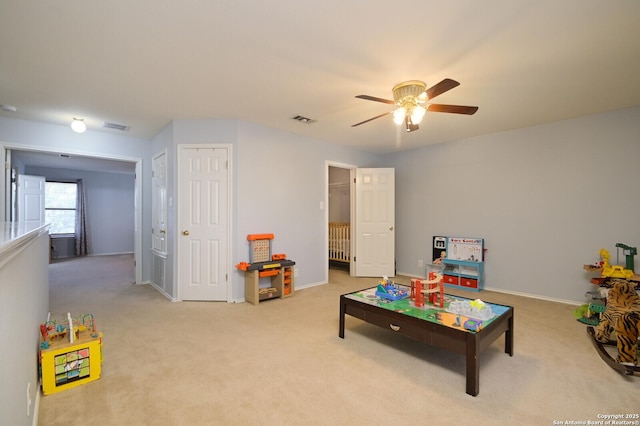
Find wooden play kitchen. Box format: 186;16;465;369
236;234;295;305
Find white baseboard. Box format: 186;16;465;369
483;286;582;306
295;280;327;290
149;281;178;302
395;271;582;306
32;382;41;426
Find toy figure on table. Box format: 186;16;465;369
376;276;409;301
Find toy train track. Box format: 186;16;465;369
586;327;640;376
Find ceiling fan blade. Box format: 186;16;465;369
425;78;460;100
351;112;392;127
355;95;396;105
427;104;478;115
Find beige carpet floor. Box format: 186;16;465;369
38;254;638;426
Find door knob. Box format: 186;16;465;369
389;226;394;231
182;230;190;236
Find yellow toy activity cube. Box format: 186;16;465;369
39;313;103;395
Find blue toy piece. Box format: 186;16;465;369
376;283;409;301
463;319;483;331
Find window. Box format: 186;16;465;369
45;182;77;235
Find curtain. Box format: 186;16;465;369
74;179;89;256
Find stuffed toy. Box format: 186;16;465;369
594;279;640;366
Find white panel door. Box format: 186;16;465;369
354;168;395;277
178;146;229;301
17;174;45;225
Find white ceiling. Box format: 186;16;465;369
1;1;639;154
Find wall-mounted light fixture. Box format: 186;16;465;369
71;118;86;133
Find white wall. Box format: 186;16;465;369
389;106;640;303
0;226;49;426
235;121;379;299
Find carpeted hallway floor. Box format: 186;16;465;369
38;254;638;425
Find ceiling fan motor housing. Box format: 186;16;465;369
392;80;427;105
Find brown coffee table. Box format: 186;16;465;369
339;286;514;396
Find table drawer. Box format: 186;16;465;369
356;309;426;341
443;274;459;285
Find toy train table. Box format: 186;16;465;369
339;285;514;396
586;327;640;376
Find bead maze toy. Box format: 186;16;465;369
39;312;103;395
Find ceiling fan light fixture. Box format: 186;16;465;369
71;118;86;133
411;104;426;125
393;107;406;125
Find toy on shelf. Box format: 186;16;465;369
376;277;408;301
584;244;638;287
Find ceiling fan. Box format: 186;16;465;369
352;78;478;132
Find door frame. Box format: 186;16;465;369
1;144;143;284
176;143;233;302
325;161;357;284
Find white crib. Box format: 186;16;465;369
329;222;350;264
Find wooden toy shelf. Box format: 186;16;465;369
440;237;485;292
442;259;484;291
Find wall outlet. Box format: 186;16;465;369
294;268;299;277
417;259;424;268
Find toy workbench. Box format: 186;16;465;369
40;321;103;395
236;234;295;305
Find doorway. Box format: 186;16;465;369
328;165;353;272
2;146;143;284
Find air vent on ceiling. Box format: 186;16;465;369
103;121;130;131
291;115;315;124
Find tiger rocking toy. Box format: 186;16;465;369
589;279;640;375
